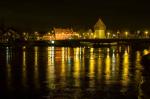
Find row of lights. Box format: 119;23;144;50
106;30;149;38
22;30;150;40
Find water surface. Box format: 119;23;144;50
0;45;149;99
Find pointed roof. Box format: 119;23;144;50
94;18;106;30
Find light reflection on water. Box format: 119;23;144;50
6;47;12;88
34;46;39;89
22;46;27;88
47;47;55;89
122;48;129;86
105;49;111;84
1;45;149;98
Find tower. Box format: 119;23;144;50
94;18;106;39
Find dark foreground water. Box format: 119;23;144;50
0;44;149;99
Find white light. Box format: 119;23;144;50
51;40;55;44
113;34;116;37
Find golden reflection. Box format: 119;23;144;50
67;48;72;77
22;46;27;87
81;48;85;77
135;51;142;85
143;49;149;55
89;48;95;87
97;48;102;79
89;48;95;78
115;52;120;79
111;50;116;80
82;47;85;55
34;47;38;66
74;47;79;56
90;48;94;60
61;47;65;74
107;48;110;53
47;47;55;89
122;49;129;86
34;47;39;88
90;48;94;53
105;50;111;84
60;47;66;87
67;47;71;60
73;48;81;87
6;47;12;88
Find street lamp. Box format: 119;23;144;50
34;32;39;40
48;32;50;35
125;31;128;38
137;30;140;38
107;32;110;38
34;32;38;35
23;32;26;36
117;31;120;38
144;30;149;38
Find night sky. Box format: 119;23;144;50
0;0;150;31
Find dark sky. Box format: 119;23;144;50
0;0;150;31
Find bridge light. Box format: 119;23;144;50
51;40;55;44
116;31;120;38
137;30;140;34
117;31;120;34
125;31;128;37
23;32;26;36
52;30;54;34
48;32;50;35
144;30;149;38
112;34;116;38
107;32;110;38
34;31;38;35
145;31;148;34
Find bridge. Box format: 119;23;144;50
31;38;150;47
0;38;150;47
53;38;150;43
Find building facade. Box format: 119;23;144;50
53;28;75;40
94;18;106;39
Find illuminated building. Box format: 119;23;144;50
42;33;55;40
42;28;78;40
54;27;76;40
94;18;106;39
86;29;94;39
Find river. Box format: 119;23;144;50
0;44;149;99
